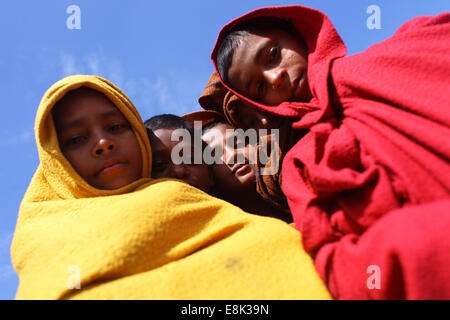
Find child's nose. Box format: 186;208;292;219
93;138;116;157
265;68;287;90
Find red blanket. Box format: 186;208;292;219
211;5;450;299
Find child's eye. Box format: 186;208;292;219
108;123;130;132
268;46;279;63
65;135;86;147
256;80;265;98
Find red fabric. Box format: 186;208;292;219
211;5;450;299
316;200;450;299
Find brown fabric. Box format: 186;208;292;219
255;134;290;213
254;129;307;213
197;72;226;113
182;110;225;128
198;72;247;128
198;72;305;213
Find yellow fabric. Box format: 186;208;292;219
11;75;331;300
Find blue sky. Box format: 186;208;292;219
0;0;448;300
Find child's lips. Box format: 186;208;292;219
233;163;252;176
96;160;127;176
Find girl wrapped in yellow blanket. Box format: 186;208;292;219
11;75;330;300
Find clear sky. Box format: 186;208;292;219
1;0;448;300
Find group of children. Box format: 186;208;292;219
12;74;330;300
209;5;450;299
12;5;450;299
144;112;292;222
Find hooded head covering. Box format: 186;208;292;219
210;4;450;240
182;109;225;128
11;75;331;300
198;72;253;128
209;6;450;299
210;5;347;127
201;5;347;211
32;75;152;199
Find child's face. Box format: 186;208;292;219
149;128;213;193
52;89;143;190
227;29;312;105
202;123;257;192
235;105;283;132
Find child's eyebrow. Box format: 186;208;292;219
58;110;125;130
98;110;124;119
59;119;83;130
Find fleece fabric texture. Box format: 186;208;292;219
211;5;450;299
10;75;331;300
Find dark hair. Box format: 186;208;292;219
216;16;300;85
144;114;195;138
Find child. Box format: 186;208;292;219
145;112;292;222
198;73;307;214
216;16;311;106
197;115;292;223
208;5;450;299
144;114;214;193
52;86;143;191
11;75;331;299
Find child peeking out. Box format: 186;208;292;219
201;118;292;223
145;112;292;223
11;75;331;300
208;5;450;299
144;114;214;193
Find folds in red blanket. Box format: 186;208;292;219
211;5;450;299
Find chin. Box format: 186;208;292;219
238;176;257;189
100;179;134;190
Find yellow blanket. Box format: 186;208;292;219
11;75;331;300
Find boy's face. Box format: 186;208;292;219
149;128;213;193
227;29;312;105
52;89;142;190
202;123;257;192
235;105;282;132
